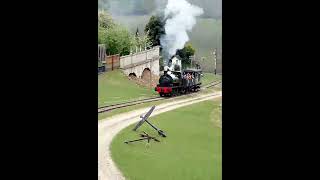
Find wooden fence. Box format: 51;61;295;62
106;54;120;71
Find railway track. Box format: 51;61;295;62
98;97;164;113
98;80;222;113
202;80;222;89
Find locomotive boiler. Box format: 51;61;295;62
155;56;202;97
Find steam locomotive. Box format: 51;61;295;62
155;56;202;97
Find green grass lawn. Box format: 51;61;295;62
202;73;222;86
98;88;217;120
111;99;222;180
98;70;158;107
98;98;166;120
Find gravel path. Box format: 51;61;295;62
98;91;222;180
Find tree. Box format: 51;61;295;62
98;10;153;56
104;25;133;56
176;43;196;66
98;9;115;29
98;28;105;44
144;15;165;47
98;10;134;56
131;30;153;51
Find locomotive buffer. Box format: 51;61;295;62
133;106;167;137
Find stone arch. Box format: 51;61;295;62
141;68;151;81
128;73;137;78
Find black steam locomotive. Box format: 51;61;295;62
155;68;202;97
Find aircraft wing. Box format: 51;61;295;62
133;106;155;131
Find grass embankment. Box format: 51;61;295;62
98;87;218;120
202;73;222;86
111;99;222;180
98;70;158;107
98;70;221;120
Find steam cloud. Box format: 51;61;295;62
160;0;203;65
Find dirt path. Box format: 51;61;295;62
98;91;222;180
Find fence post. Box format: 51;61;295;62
112;55;114;70
213;49;217;75
107;54;109;71
150;57;152;88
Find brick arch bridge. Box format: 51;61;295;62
120;46;160;78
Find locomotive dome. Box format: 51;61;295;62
155;54;203;97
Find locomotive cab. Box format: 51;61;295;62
155;56;202;97
182;69;202;91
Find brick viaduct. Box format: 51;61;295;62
120;46;160;79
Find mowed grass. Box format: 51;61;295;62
98;69;221;119
98;87;217;120
202;73;222;86
98;70;157;107
111;99;222;180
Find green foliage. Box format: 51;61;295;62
98;14;222;72
98;10;153;56
132;30;153;50
176;43;196;66
144;15;165;46
98;9;115;29
98;26;107;44
98;10;130;56
104;25;132;56
107;16;222;72
98;10;113;45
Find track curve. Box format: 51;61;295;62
99;80;221;113
98;91;222;180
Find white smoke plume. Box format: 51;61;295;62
160;0;203;65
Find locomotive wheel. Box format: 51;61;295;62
160;93;164;97
171;90;176;96
176;90;181;96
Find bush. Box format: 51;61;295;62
176;43;196;66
